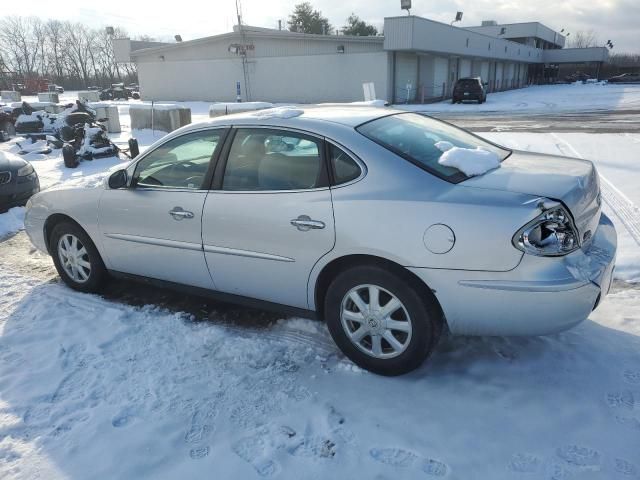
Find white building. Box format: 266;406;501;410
115;16;609;104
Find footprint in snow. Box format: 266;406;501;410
556;445;601;469
370;448;418;468
232;435;280;477
370;448;448;476
189;446;210;460
615;458;638;476
622;369;640;385
508;453;542;473
605;391;635;410
290;437;336;459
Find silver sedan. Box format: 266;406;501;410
24;107;617;375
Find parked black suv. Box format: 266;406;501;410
452;77;487;104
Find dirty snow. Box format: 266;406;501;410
0;207;24;237
436;142;501;176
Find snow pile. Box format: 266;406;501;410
0;206;25;237
16;139;51;154
251;106;304;119
436;141;501;176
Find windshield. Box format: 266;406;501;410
356;113;511;183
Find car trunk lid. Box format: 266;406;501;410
463;151;602;244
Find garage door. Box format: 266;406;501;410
395;53;418;102
459;59;472;78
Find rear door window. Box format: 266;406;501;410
222;129;328;191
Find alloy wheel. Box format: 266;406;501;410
57;234;91;283
340;284;413;359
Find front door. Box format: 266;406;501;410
98;128;225;289
201;127;335;309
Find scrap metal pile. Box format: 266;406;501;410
1;100;138;168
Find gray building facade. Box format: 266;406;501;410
119;16;609;104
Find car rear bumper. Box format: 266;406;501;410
409;213;617;336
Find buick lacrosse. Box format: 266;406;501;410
24;107;617;375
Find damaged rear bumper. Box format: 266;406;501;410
409;213;617;336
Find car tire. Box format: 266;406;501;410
62;144;78;168
50;222;107;293
324;265;443;376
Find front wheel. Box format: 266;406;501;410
324;265;443;376
50;222;107;293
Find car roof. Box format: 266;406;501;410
184;106;403;132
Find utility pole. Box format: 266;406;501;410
236;0;252;101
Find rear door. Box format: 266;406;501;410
98;128;226;289
201;127;335;309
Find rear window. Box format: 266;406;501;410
356;113;510;183
456;79;480;88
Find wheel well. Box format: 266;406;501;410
313;254;444;322
43;214;85;254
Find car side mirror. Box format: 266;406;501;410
108;169;128;189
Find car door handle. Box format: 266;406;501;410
169;207;194;220
291;215;325;231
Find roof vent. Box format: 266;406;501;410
481;20;498;26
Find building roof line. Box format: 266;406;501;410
130;26;384;58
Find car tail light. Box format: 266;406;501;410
513;206;580;256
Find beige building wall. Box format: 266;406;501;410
137;51;391;104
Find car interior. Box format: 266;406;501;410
223;131;323;191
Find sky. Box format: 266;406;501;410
11;0;640;54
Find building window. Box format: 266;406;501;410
488;43;491;51
504;46;508;53
466;38;469;47
518;49;521;55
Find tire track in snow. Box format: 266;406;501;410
550;133;640;246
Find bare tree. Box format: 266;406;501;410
569;30;599;48
0;15;138;88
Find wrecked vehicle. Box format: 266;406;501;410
13;100;138;168
99;83;140;101
23;107;617;375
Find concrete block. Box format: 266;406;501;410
209;102;273;117
38;92;59;103
1;91;21;102
10;101;62;114
129;104;191;132
89;103;121;133
78;90;101;102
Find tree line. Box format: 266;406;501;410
0;16;137;90
288;2;379;36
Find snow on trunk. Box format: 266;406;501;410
436;141;501;176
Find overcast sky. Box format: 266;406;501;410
15;0;640;54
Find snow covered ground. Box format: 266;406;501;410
399;82;640;114
1;84;640;479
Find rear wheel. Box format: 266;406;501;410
50;222;107;293
324;265;442;376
